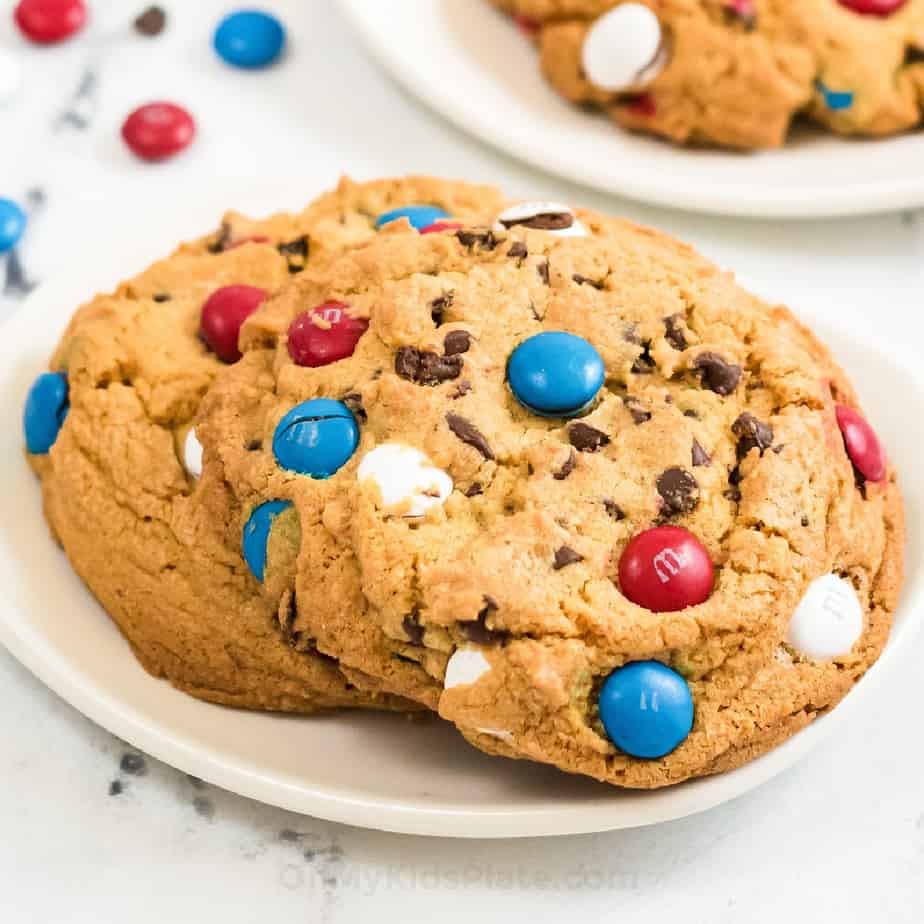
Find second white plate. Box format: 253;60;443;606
339;0;924;218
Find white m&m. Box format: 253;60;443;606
357;444;452;517
786;573;864;660
183;427;204;479
581;3;668;93
494;202;588;238
444;648;492;689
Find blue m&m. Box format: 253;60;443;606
817;80;854;112
272;398;359;478
598;660;694;759
507;331;604;418
242;499;292;582
0;198;27;254
213;10;286;70
375;205;450;231
23;372;69;454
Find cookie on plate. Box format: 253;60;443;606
24;175;504;713
196;193;903;786
491;0;924;149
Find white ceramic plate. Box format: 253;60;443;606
0;183;921;839
338;0;924;219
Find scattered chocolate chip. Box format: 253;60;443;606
402;613;424;646
537;259;550;286
395;347;463;385
456;228;498;250
108;780;123;796
451;379;472;400
464;482;483;497
500;211;573;231
572;273;604;289
120;753;147;776
623;324;641;345
507;241;528;259
134;5;166;36
603;498;625;520
554;449;577;480
278;237;309;273
443;330;472;355
664;314;688;350
553;546;584;570
801;516;810;527
732;412;773;456
568;422;610;453
207;222;231;253
245;438;263;452
683;409;699;419
691;439;711;467
724;486;742;503
631;341;655;375
693;352;742;395
623;396;651;424
446;413;494;460
460;596;507;644
657;467;700;517
430;291;454;325
341;392;367;422
152;292;171;302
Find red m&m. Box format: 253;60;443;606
14;0;86;44
618;526;713;612
420;221;463;235
837;0;907;15
199;285;267;363
835;404;886;482
121;102;196;162
287;302;369;368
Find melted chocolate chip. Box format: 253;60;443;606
451;379;472;400
603;498;625;521
732;412;773;456
342;392;367;422
664;314;688;350
456;228;498;250
553;546;584;570
693;352;742;395
464;482;483;497
631;341;655;374
245;438;263;452
443;330;472;355
568;422;610;453
446;414;494;460
657;467;700;517
402;614;424;646
537;259;550;286
801;516;810;527
152;292;171;302
553;449;577;480
430;291;454;325
134;5;166;36
460;596;507;644
507;241;528;259
500;211;573;231
691;439;711;467
278;237;309;273
683;409;699;419
395;347;463;385
572;273;604;289
623;396;651;424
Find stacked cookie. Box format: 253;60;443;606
491;0;924;149
25;178;903;788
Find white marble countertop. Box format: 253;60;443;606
1;1;923;920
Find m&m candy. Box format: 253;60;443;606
121;102;196;162
835;404;885;482
786;573;864;660
837;0;907;14
507;331;604;418
272;398;359;479
14;0;86;44
0;198;27;253
598;661;694;759
242;499;292;582
213;10;286;70
420;221;463;235
375;205;450;231
581;3;666;93
24;372;69;454
199;285;267;363
287;302;369;367
618;526;713;612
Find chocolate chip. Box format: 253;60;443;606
693;352;742;395
207;222;231;253
631;341;655;374
725;465;742;502
456;228;498;250
537;259;550;286
443;330;472;355
603;498;625;520
732;413;773;456
134;5;166;36
623;396;651;424
120;753;147;776
341;392;367;422
623;324;642;345
446;414;494;460
451;379;472;400
402;614;424;646
554;449;577;480
278;237;309;273
568;422;610;452
572;274;604;289
724;486;742;503
664;314;688;350
657;467;700;517
459;596;507;644
245;438;263;452
683;409;699;419
500;211;573;231
430;291;454;325
152;292;171;302
507;241;528;259
464;482;483;497
553;546;584;570
395;347;463;386
801;516;810;527
691;439;711;467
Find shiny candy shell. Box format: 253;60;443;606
598;661;694;759
14;0;86;44
420;221;463;235
581;3;667;93
444;649;491;689
183;428;203;479
0;198;27;253
242;499;292;582
213;10;286;70
272;398;359;479
837;0;907;14
507;331;604;418
375;205;449;231
618;526;714;612
357;443;453;517
24;371;68;454
287;302;369;368
786;573;864;660
836;404;886;482
121;102;196;162
494;201;587;237
199;284;267;363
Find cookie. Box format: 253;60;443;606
196;193;903;787
25;175;504;713
490;0;924;149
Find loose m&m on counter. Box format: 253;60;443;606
272;398;359;479
14;0;86;44
214;10;286;69
121;102;196;162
